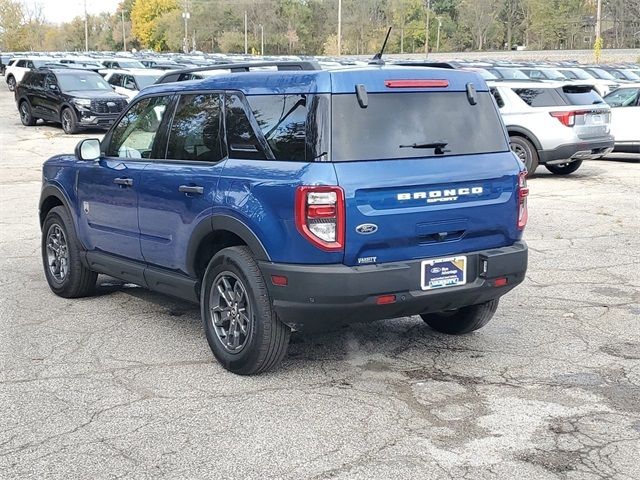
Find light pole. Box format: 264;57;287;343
121;10;127;52
260;24;264;55
436;17;442;52
244;11;248;54
424;0;431;57
84;0;88;52
182;11;190;53
595;0;602;42
337;0;342;55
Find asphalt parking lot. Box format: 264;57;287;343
1;88;639;480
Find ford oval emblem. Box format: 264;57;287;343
356;223;378;235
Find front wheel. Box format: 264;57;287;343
61;107;79;134
545;160;583;175
201;246;290;375
421;299;499;335
7;75;16;91
42;206;97;298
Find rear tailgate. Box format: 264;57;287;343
335;152;521;267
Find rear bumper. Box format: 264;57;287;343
260;242;528;331
539;137;614;163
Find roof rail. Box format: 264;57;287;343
169;60;322;75
392;61;458;69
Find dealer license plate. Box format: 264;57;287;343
421;256;467;291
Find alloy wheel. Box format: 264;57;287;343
45;224;69;282
20;104;29;124
209;272;252;352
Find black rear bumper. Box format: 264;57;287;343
259;242;528;331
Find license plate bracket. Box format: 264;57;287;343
421;256;467;291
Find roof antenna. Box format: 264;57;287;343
369;27;392;65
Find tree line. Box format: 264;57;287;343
1;0;639;54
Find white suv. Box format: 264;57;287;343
5;57;54;91
489;80;614;176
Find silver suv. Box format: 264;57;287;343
489;80;614;176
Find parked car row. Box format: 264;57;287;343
5;52;639;173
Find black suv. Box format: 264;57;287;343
15;68;128;134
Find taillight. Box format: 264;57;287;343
549;111;576;127
517;171;529;230
295;186;345;252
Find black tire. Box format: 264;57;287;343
61;107;79;134
545;160;583;175
7;75;16;92
201;246;291;375
421;299;499;335
509;135;539;177
42;206;97;298
19;100;37;126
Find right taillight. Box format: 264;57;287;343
295;186;345;252
517;171;529;230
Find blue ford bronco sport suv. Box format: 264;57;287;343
40;61;529;374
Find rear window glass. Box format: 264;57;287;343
513;88;559;107
246;94;307;161
331;91;508;162
560;85;604;105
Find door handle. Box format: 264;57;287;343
179;185;204;195
113;177;134;187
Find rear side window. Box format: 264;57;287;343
166;94;224;162
490;87;504;108
246;95;307;161
108;74;122;87
331;91;508;162
559;85;604;105
513;88;559;107
16;60;26;68
225;93;268;160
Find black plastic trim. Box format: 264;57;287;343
538;137;615;163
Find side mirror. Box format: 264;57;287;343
75;138;101;161
48;84;58;91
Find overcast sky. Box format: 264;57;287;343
22;0;122;24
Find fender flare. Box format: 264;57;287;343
505;125;543;152
185;214;271;277
39;184;74;227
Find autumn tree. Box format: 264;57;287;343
131;0;178;50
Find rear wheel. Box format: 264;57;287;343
201;246;291;375
421;299;499;335
42;206;97;298
7;75;16;92
545;160;583;175
509;135;539;176
61;107;79;134
19;100;37;126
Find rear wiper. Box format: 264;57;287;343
399;141;449;154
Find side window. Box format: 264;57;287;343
124;75;136;90
32;73;46;88
527;70;544;80
225;93;268;160
26;61;34;69
108;74;122;87
246;94;307;161
107;96;172;159
513;88;558;107
16;60;26;68
490;87;505;109
45;73;57;89
166;93;224;162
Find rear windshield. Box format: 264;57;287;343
559;85;604;105
331;91;508;161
